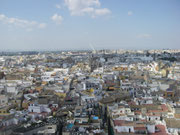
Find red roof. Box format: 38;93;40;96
128;101;136;105
151;125;169;135
161;104;168;111
134;110;142;115
134;127;146;131
113;120;125;126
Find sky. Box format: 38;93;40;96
0;0;180;51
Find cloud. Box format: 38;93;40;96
64;0;111;18
55;4;61;9
26;28;33;32
0;14;6;20
0;14;47;31
51;14;63;24
38;23;47;29
95;8;111;16
128;11;133;16
137;34;152;38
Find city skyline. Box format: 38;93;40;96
0;0;180;51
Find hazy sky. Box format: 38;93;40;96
0;0;180;51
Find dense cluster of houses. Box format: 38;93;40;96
0;50;179;135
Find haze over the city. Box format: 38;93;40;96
0;0;180;51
